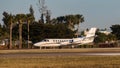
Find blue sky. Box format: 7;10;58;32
0;0;120;30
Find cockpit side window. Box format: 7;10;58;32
43;39;49;42
43;40;46;42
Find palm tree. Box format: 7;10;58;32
9;14;15;49
25;5;35;49
16;14;26;49
75;14;84;37
2;12;15;49
75;14;84;29
26;14;34;48
65;15;76;31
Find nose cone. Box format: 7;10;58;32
34;42;40;46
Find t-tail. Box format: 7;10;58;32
86;27;97;38
82;27;97;44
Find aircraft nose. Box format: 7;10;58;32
34;43;39;46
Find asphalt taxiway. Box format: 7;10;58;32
0;52;120;58
0;48;120;58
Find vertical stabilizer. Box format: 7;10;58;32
86;28;97;38
79;27;97;44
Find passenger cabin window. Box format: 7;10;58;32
46;40;49;42
69;40;73;43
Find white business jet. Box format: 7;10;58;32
34;27;97;48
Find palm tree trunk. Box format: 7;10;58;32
27;21;30;49
77;24;80;37
9;21;12;49
19;22;22;49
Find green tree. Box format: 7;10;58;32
8;14;15;49
94;30;117;44
27;22;74;43
2;12;10;29
46;10;51;24
110;24;120;40
75;14;84;30
2;12;16;49
107;34;117;42
16;14;26;49
29;22;44;43
26;5;35;48
65;15;75;30
51;14;84;31
29;5;34;16
74;14;84;37
94;31;108;43
0;24;5;40
26;14;34;48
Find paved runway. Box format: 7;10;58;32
1;52;120;58
1;48;120;58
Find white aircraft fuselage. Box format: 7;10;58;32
34;27;97;48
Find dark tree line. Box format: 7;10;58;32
110;24;120;40
94;30;117;43
94;24;120;44
13;22;75;43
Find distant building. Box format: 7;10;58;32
99;30;111;35
0;40;5;46
0;39;9;46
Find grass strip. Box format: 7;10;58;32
0;56;120;68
